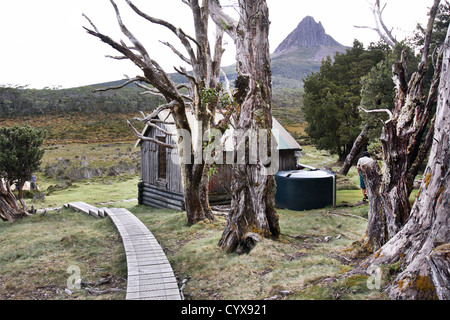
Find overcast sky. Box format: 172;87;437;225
0;0;433;89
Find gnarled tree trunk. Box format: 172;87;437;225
84;0;224;225
182;163;214;224
210;0;280;253
352;22;450;300
0;179;27;222
358;158;406;253
358;0;442;251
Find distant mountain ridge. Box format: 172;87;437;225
0;16;349;146
0;16;347;119
269;16;349;89
219;16;348;90
273;16;342;55
85;16;347;91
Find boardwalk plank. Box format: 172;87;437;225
66;202;181;300
106;207;181;300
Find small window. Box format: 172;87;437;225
157;136;167;180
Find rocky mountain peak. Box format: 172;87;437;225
274;16;342;55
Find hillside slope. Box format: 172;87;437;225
213;16;349;90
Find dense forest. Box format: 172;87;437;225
0;81;164;117
302;2;449;162
0;78;304;145
0;79;304;133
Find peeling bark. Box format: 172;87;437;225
358;0;442;251
210;0;280;253
351;21;450;300
428;245;450;300
0;179;27;222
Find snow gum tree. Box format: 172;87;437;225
351;17;450;301
209;0;280;253
83;0;226;225
357;0;444;252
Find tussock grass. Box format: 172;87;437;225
30;142;141;210
0;141;388;300
0;209;126;300
31;175;139;210
120;201;382;300
0;113;144;145
0;189;381;300
41;142;140;168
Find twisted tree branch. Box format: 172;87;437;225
92;77;141;93
354;0;397;48
359;106;393;122
127;120;176;149
125;0;199;63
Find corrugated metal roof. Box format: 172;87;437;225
135;110;302;151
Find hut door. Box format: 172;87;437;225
157;136;167;181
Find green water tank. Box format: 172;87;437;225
275;170;336;211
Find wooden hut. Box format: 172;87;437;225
135;111;302;210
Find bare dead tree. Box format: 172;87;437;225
354;0;397;48
209;0;280;253
354;0;443;252
83;0;226;224
351;22;450;300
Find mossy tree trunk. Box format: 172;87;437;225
358;0;442;252
357;160;390;252
210;0;280;253
353;22;450;300
182;163;214;225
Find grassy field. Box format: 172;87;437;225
0;207;128;300
33;142;141;210
124;204;384;300
30;142;363;210
1;138;396;301
0;198;380;300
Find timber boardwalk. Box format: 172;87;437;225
65;202;181;300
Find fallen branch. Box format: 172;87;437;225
85;287;125;296
211;210;228;216
81;276;112;287
334;200;368;208
326;210;368;221
179;277;190;300
211;205;231;212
